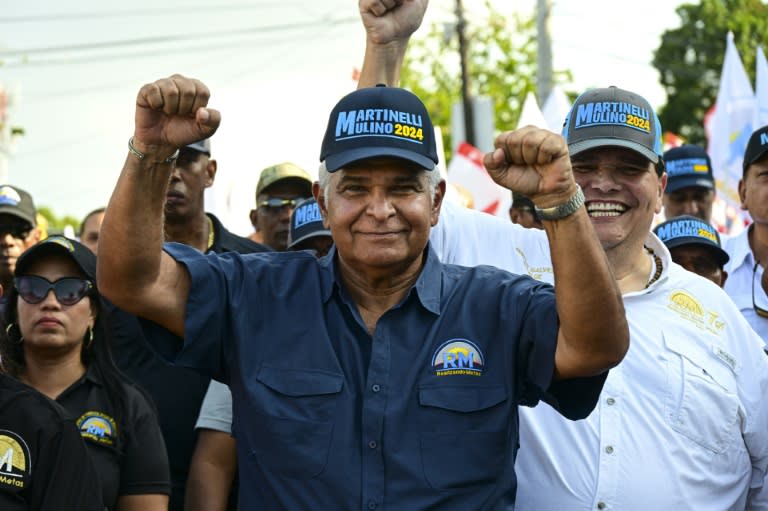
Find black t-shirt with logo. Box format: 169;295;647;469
55;365;170;510
0;373;103;511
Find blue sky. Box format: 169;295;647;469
0;0;685;234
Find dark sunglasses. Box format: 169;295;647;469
258;198;308;213
0;224;32;239
752;262;768;319
15;275;94;306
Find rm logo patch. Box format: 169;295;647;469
432;339;484;376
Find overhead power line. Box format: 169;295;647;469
0;2;307;23
0;15;357;57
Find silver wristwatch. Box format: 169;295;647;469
533;185;585;221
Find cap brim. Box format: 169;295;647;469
0;206;36;226
663;236;729;266
568;138;660;164
745;148;768;170
325;147;436;172
665;177;714;193
16;242;96;280
288;229;333;249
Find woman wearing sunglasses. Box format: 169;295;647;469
0;236;170;511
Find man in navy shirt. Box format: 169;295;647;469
98;72;628;509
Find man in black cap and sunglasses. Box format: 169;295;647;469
723;124;768;342
0;185;41;315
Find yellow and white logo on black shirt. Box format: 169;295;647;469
0;430;31;492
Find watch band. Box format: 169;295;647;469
128;136;180;164
534;185;585;221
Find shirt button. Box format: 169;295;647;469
606;397;615;405
605;445;614;454
597;502;607;510
368;440;377;449
368;500;377;510
372;384;381;393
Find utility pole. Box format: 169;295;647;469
536;0;553;106
456;0;475;145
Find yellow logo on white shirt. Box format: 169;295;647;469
668;290;725;334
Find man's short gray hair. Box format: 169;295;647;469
317;160;442;207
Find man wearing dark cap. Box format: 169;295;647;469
654;215;729;286
248;162;313;251
723;124;768;341
662;144;716;222
98;68;628;510
287;197;333;257
110;136;270;511
0;185;40;307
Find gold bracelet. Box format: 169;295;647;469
128;136;180;164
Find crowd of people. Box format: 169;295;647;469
1;1;768;510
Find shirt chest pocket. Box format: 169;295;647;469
417;384;509;490
663;334;741;454
245;366;343;479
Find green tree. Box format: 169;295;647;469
37;205;81;236
653;0;768;145
400;0;572;162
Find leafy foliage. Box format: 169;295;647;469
652;0;768;145
400;0;572;162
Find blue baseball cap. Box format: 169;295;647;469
653;215;729;266
562;86;664;169
319;85;438;172
288;198;331;250
663;145;714;193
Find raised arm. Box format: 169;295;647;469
358;0;428;88
484;127;629;380
97;75;221;337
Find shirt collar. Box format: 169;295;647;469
727;225;755;270
319;242;442;315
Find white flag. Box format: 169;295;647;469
707;32;755;233
755;46;768;128
516;92;548;130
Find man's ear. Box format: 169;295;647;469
738;178;748;209
314;182;331;229
205;158;218;188
431;179;446;227
654;173;668;214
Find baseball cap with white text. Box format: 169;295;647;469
562;86;664;171
320;85;438;172
663;144;714;193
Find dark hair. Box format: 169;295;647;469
79;207;106;237
0;271;131;427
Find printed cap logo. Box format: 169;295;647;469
432;339;484;376
0;186;21;207
0;430;31;491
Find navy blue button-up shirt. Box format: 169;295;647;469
144;243;605;510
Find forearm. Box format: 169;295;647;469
358;38;409;88
98;144;175;306
185;431;237;511
545;208;628;379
